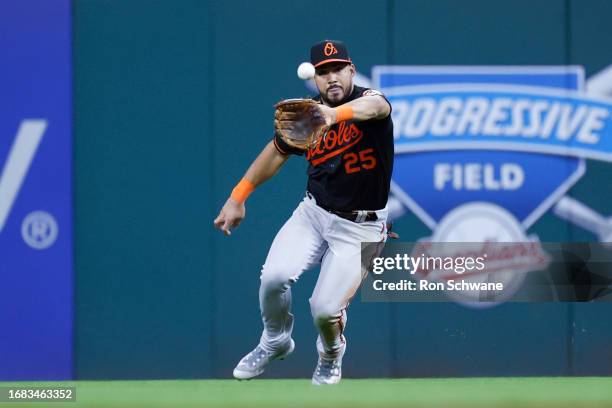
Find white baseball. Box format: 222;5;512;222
297;62;315;80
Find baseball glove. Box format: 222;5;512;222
274;99;327;150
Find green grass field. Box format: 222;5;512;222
2;377;612;408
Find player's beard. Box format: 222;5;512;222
321;84;353;107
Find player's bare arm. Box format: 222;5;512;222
213;141;289;236
317;95;391;126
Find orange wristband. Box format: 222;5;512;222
335;105;354;122
231;178;255;204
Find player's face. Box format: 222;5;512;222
314;62;355;105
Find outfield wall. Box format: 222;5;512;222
67;0;612;379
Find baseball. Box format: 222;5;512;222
297;62;315;80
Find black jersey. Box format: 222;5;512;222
274;85;394;211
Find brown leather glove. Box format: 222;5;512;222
274;99;327;150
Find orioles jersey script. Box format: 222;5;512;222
274;86;394;212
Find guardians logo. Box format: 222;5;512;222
375;66;612;303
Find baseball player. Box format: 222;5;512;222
214;40;394;384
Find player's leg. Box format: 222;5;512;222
259;201;328;351
309;217;387;384
233;200;327;379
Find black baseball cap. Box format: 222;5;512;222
310;40;351;68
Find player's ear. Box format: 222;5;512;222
349;64;356;76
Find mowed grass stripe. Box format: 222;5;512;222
1;377;611;408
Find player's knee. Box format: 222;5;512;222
260;274;289;294
260;265;296;293
309;301;339;326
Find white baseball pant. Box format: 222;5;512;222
258;194;387;358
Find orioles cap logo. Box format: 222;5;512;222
323;42;338;57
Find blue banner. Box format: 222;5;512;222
0;0;73;380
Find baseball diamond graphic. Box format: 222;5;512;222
372;66;612;240
379;66;612;303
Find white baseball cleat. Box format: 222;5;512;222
232;339;295;380
311;343;346;385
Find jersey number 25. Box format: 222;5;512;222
343;148;377;174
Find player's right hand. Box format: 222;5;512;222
213;197;246;236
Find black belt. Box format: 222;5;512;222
306;192;378;223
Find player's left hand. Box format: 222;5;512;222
213;198;245;236
274;99;327;150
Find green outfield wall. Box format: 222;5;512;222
73;0;612;379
